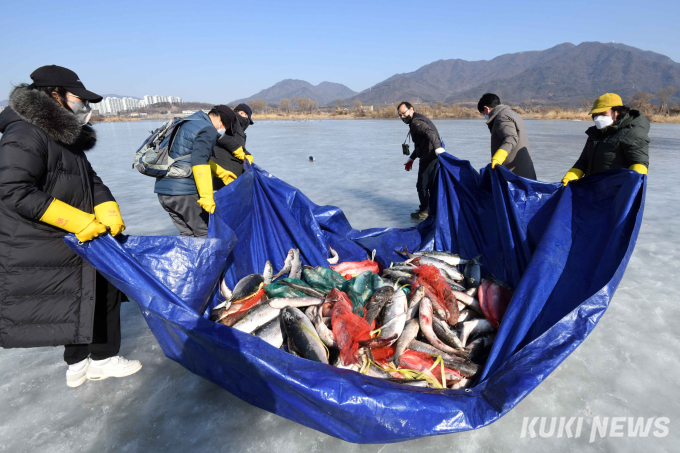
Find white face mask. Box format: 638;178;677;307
217;128;226;136
593;115;614;130
67;98;92;125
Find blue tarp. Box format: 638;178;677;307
65;154;646;443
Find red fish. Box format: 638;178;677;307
478;281;512;328
330;260;380;278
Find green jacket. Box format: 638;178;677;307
573;110;650;176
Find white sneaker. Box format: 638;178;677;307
66;358;90;388
86;356;142;381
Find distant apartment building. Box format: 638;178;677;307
92;94;182;115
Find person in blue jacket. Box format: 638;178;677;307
155;110;223;237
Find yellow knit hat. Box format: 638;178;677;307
589;93;623;114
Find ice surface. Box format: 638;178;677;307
1;118;678;451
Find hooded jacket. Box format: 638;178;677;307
209;113;251;185
0;86;116;348
573;110;650;176
486;105;537;180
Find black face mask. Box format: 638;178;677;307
401;115;412;124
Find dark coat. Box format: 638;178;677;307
486;105;537;179
210;113;250;173
573;110;650;176
408;113;443;166
0;86;115;348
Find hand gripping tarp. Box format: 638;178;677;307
65;155;646;443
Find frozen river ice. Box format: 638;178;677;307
1;118;678;452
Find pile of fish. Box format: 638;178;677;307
210;246;513;390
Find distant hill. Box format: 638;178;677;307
232;79;357;106
348;42;680;106
0;99;7;107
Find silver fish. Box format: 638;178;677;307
263;261;273;285
406;286;426;320
306;306;336;348
327;245;339;265
419;298;462;356
268;297;323;309
360;313;407;348
432;317;464;350
364;286;395;325
272;249;295;281
456;308;477;323
408;256;465;282
231;303;281;334
281;306;328;364
289;248;302;280
220;279;232;300
253;318;284;348
393;318;419;366
383;288;408;322
452;290;485;316
407;340;479;377
413;250;472;266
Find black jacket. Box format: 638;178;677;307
408;113;442;165
573;110;650;176
210;114;251;181
0;86;116;348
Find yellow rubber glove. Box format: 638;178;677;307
94;201;126;236
40;199;108;242
245;154;254;164
209;160;238;186
193;165;215;213
232;146;254;163
561;168;584;186
629;164;648;175
491;149;508;169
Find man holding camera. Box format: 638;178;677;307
399;101;445;220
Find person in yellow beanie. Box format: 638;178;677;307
561;93;649;186
0;66;141;387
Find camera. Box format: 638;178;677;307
402;143;410;155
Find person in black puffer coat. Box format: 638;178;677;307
0;65;142;388
209;105;253;189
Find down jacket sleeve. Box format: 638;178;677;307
84;158;116;207
0;124;53;220
620;134;650;169
409;118;442;160
191;127;219;167
495;116;519;152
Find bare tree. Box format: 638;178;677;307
333;99;346;109
279;98;290;114
352;99;362;111
250;98;267;114
580;99;591;110
629;92;654;114
656;86;677;115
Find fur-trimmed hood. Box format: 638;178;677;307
7;85;96;150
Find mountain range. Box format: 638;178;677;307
231;80;357;106
236;42;680;107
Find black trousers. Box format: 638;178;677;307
416;157;440;212
157;194;209;238
63;272;122;365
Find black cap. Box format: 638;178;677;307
234;103;254;124
29;65;103;102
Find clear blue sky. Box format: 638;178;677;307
1;0;678;103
